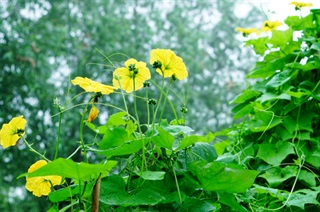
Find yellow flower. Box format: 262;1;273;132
150;49;188;80
112;58;151;93
290;1;313;10
25;160;62;197
235;27;261;36
0;116;27;149
88;105;99;122
71;77;114;95
261;20;283;32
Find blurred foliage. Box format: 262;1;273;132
0;0;260;211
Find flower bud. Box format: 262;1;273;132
88;105;99;122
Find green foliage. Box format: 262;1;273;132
220;9;320;211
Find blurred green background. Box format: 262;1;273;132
0;0;262;211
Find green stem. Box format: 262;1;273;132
171;160;182;203
132;77;147;172
159;80;172;121
79;102;90;163
54;107;62;159
22;137;50;161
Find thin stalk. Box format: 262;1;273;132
171;160;182;203
54;107;62;159
22;137;49;161
159;80;172;121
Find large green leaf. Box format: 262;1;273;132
257;141;295;166
245;36;269;56
99;175;165;206
98;138;148;158
269;28;293;48
259;166;298;187
24;158;117;181
180;197;217;212
99;127;134;149
218;192;249;212
286;188;320;209
188;161;259;193
186;142;218;163
152;126;175;149
174;135;205;151
135;171;166;181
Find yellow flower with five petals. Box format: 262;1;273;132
25;160;62;197
150;49;188;80
71;77;114;95
0;116;27;149
112;58;151;93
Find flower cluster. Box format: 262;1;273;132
0;48;187;198
235;1;314;36
72;49;187;94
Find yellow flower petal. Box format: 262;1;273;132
88;105;99;122
0;116;27;149
113;58;151;93
261;20;283;32
25;160;62;197
71;77;114;95
290;1;313;9
150;49;188;80
235;27;261;35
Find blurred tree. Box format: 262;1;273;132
0;0;261;210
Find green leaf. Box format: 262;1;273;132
99;175;165;206
188;161;259;193
284;14;314;30
247;55;292;79
231;89;260;104
265;69;295;89
180;197;217;212
186;142;218;163
269;28;293;48
311;43;320;51
297;140;320;168
49;182;94;203
98;138;148;158
232;102;253;119
135;171;166;181
218;192;249;212
298;170;316;187
99;127;134;149
287;59;320;72
248;117;282;132
259;166;298;187
25;158;117;181
214;140;230;156
286;189;320;209
257;92;291;103
257;141;295;165
106;111;128;127
152;126;175;149
174;135;204;151
245;36;269;55
160;120;194;136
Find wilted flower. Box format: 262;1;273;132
235;27;261;36
113;58;151;93
261;20;283;31
150;49;188;80
290;1;313;10
88;105;99;122
25;160;62;197
71;77;114;95
0;116;27;149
